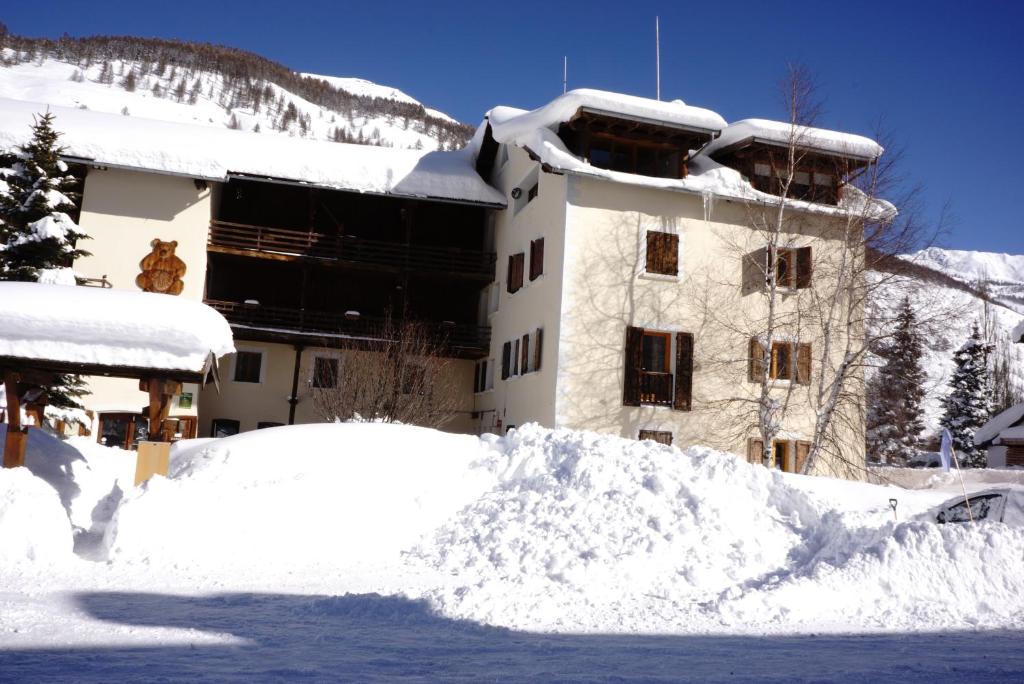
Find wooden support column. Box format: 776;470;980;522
288;344;304;425
140;378;181;442
2;371;27;468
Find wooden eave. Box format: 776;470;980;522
0;356;205;383
709;136;875;170
570;107;718;143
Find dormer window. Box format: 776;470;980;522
558;107;717;180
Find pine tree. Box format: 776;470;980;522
0;112;90;408
939;324;992;467
866;297;927;464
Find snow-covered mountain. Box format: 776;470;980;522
904;247;1024;315
0;37;471;151
873;247;1024;434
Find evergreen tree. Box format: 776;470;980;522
939;324;992;467
0;111;90;408
866;297;927;464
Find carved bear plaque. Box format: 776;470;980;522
136;239;186;295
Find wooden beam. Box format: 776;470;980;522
2;371;27;468
141;378;181;442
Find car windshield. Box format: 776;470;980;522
937;493;1004;524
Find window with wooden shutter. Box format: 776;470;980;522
512;338;520;376
639;430;673;446
533;327;543;371
521;333;530;373
771;341;792;380
796;247;812;288
623;326;644;406
749;337;766;382
507;252;525;293
645;231;678;276
775;249;795;288
773;440;790;471
795;441;811;473
673;331;694;412
501;341;511;380
796;343;812;385
529;238;545;281
747;438;764;465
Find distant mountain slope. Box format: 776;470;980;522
871;248;1024;434
0;32;472;151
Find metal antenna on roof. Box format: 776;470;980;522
655;16;661;101
563;56;567;95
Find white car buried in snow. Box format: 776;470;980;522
933;488;1024;526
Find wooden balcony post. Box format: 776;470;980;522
2;371;27;468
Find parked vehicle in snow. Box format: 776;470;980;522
934;488;1024;526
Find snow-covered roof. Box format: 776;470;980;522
476;91;893;220
487;89;727;142
0;98;504;207
975;402;1024;446
704;119;884;162
0;283;235;373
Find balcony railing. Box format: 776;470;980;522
206;299;490;357
639;371;673;406
208;220;496;278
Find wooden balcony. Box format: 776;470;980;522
639;371;673;406
205;299;490;358
207;220;496;279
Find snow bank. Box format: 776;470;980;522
0;97;504;206
0;282;234;371
704;118;884;161
0;466;74;562
102;423;498;572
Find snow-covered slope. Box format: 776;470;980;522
0;52;467;151
872;248;1024;433
905;247;1024;314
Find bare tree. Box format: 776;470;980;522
309;313;462;428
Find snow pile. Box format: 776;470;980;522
102;423;498;572
0;465;74;562
0;282;234;371
704;118;884;161
0;97;503;206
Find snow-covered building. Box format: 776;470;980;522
1;88;886;475
976;403;1024;468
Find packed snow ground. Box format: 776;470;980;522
1;422;1023;681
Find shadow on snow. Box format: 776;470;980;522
1;591;1022;683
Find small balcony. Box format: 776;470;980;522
639;371;673;406
205;299;491;358
207;220;496;280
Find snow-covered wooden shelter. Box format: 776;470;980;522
0;283;234;467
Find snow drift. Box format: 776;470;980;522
6;422;1024;636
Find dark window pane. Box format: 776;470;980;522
212;419;240;438
636;147;657;177
257;422;283;429
234;351;262;383
589;142;612;169
642;333;668;372
312;357;339;389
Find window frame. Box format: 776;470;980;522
232;348;265;384
638;429;673;446
310;355;340;389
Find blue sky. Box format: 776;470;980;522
4;1;1022;254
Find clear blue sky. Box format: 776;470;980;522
4;1;1022;254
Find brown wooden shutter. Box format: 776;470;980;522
796;247;812;289
521;333;530;373
474;362;482;393
796;343;812;385
646;232;678;275
741;248;768;295
533;327;543;371
749;337;765;382
747;438;764;465
796;441;811;473
512;338;520;375
673;331;694;411
507;253;525;293
501;341;511;379
506;255;516;294
623;326;644;406
515;252;525;291
529;238;545;281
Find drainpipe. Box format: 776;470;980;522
288;344;304;425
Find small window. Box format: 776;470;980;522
639;330;673;405
311;357;339;389
775;249;794;288
211;418;240;438
514;167;540;214
257;421;283;429
639;429;673;446
771;341;792;380
642;331;671;373
645;231;678;276
521;333;530;374
474;359;492;393
507;252;525;294
529;238;545;281
527;183;539;201
402;365;426;395
233;350;263;383
512;338;520;376
754;163;772;177
751;340;811;384
773;440;790;471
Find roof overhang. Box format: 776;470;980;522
572;106;721;139
709;136;877;167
